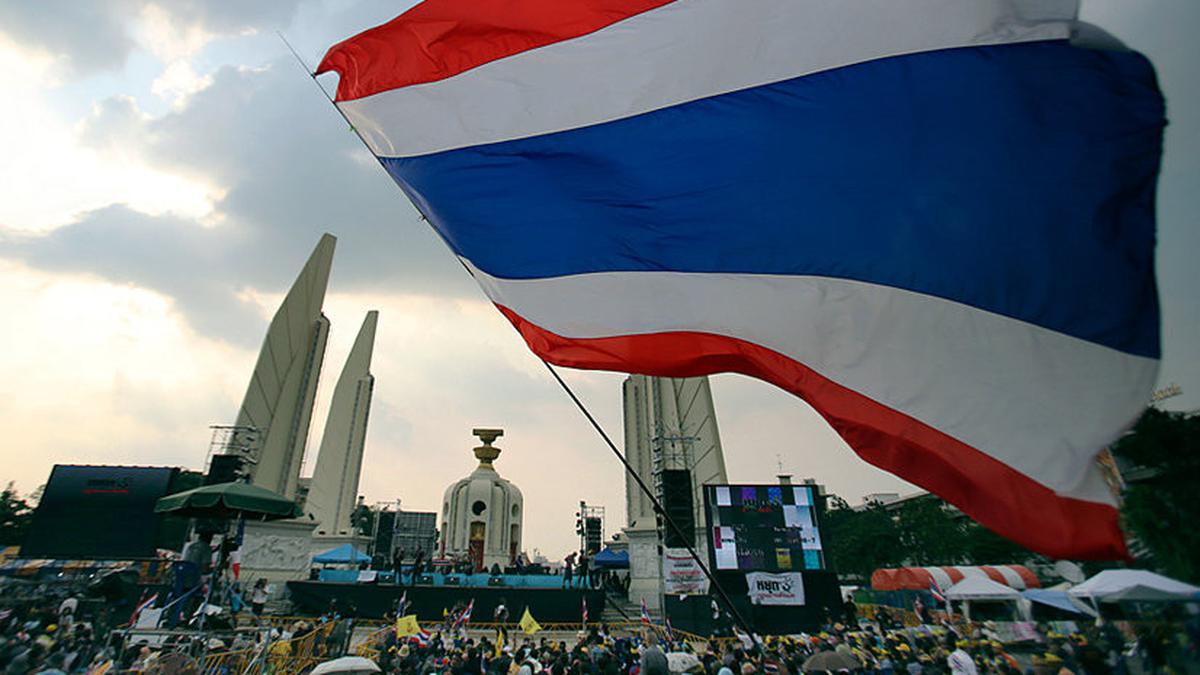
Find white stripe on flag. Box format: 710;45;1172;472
339;0;1075;157
469;262;1151;502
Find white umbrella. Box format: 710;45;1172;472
310;656;381;675
667;652;703;673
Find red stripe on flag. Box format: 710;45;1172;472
317;0;676;101
496;305;1129;560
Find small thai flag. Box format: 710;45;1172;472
582;597;588;625
410;628;432;647
664;615;675;643
128;592;159;626
930;581;946;604
640;598;651;625
453;599;474;630
230;518;245;579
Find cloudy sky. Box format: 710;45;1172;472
0;1;1196;560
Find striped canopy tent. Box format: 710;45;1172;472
871;565;1040;591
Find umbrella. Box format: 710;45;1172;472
310;656;381;675
803;651;861;672
154;481;303;520
667;652;703;673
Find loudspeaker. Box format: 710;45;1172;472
205;454;244;485
660;469;695;548
584;517;603;554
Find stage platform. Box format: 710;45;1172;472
286;580;606;622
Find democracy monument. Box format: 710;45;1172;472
440;429;524;572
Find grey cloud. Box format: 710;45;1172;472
4;205;266;345
0;1;135;75
0;0;305;77
9;58;475;346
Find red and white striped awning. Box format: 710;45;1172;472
871;565;1040;591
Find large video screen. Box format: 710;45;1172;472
704;484;824;572
22;465;189;559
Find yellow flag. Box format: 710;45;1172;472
396;614;421;637
519;607;541;635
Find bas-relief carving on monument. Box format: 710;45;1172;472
241;534;311;571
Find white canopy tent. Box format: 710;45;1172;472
1068;570;1200;603
946;576;1023;600
945;576;1021;621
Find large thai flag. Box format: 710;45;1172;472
318;0;1164;560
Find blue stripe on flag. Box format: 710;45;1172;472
384;41;1163;358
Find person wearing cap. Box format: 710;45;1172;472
948;639;978;675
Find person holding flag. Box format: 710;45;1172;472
396;613;432;646
493;598;510;657
930;581;946;606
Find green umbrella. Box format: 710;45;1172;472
154;481;303;521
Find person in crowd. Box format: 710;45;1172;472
562;555;575;589
948;638;979;675
575;556;590;590
250;578;269;618
393;548;406;581
640;631;670;675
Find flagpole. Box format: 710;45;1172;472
541;362;755;639
280;30;756;640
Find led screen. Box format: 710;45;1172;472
705;484;824;572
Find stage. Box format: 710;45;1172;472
286;580;605;622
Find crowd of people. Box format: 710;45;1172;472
362;614;1198;675
0;594;116;674
1;567;1197;674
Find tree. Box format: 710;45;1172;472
961;522;1036;564
0;483;34;546
824;495;902;580
894;495;966;565
1112;408;1200;583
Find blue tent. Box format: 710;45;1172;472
1022;589;1096;616
592;548;630;569
312;544;371;565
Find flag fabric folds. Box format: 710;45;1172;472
452;599;474;631
395;614;422;638
519;607;542;635
930;582;946;605
318;0;1165;559
640;598;651;626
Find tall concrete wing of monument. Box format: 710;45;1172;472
622;375;728;611
237;234;335;499
307;310;378;538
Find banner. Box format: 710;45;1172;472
396;614;421;637
746;572;805;606
519;607;542;635
663;549;709;595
